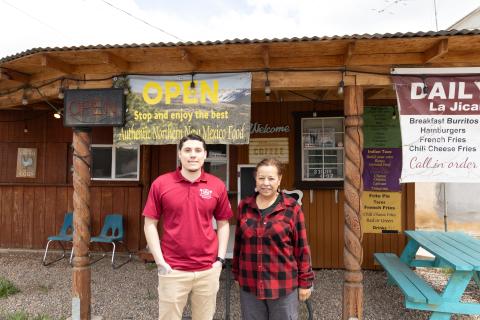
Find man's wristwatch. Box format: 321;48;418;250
216;256;226;265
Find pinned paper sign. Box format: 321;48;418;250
361;191;402;234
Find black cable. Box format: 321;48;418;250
0;67;385;96
72;152;91;169
2;66;468;99
0;74;119;96
100;0;184;42
34;87;61;114
288;90;340;108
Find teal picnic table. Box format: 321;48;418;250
375;230;480;320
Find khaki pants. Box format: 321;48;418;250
157;265;222;320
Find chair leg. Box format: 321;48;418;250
69;246;74;266
112;241;133;269
89;244;107;265
42;240;67;266
111;242;116;267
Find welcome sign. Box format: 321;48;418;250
114;73;251;145
393;72;480;183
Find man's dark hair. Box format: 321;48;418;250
178;134;207;151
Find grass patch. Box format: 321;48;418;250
1;311;29;320
0;276;20;298
145;262;157;271
37;283;53;294
1;311;54;320
146;288;156;300
31;315;54;320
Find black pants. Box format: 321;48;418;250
240;289;299;320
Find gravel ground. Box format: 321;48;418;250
0;251;479;320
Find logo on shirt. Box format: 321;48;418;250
199;188;213;199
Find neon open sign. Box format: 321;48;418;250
64;88;125;127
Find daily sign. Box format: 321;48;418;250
410;80;480;112
393;75;480;183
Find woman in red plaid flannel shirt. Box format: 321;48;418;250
233;158;314;320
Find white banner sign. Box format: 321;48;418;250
393;74;480;183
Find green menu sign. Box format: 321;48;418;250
363;106;401;148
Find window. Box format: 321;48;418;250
91;144;140;181
294;112;344;189
205;144;229;190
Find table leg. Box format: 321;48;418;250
474;271;480;288
400;239;420;265
429;271;473;320
429;312;453;320
442;271;473;300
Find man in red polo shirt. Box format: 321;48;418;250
143;134;232;320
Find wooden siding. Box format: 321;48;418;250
0;185;142;251
0;104;415;269
236;101;415;269
0;110;143;251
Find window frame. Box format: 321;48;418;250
294;111;345;189
91;144;140;181
205;144;229;190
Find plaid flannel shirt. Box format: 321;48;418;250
232;192;314;299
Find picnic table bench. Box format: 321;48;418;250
374;230;480;320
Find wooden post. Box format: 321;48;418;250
343;85;364;320
72;128;92;320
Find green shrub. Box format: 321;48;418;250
0;276;20;298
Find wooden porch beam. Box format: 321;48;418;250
104;52;130;71
0;70;391;108
344;42;356;65
41;54;74;74
364;88;385;100
424;39;448;63
313;89;330;100
251;71;391;90
0;77;112;108
0;69;31;84
273;90;282;102
180;49;198;70
262;46;270;69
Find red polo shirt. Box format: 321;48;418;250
143;168;232;271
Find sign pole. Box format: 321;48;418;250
72;127;92;320
443;183;448;232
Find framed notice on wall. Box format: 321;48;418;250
248;137;289;164
16;148;37;178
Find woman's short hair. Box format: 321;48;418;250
255;158;284;176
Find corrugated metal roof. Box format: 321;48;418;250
1;29;479;63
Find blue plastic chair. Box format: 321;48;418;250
42;212;74;266
90;214;132;269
